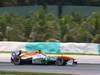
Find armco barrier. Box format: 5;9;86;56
25;42;60;53
97;44;100;54
60;43;99;54
0;42;25;51
0;42;100;54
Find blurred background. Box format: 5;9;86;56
0;0;100;43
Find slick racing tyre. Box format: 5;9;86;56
55;57;66;66
73;61;77;65
11;51;23;65
12;56;22;65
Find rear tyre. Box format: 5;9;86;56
12;56;22;65
55;57;66;66
11;51;23;65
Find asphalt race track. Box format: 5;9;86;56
0;63;100;75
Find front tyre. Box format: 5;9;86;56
73;61;77;65
55;57;66;66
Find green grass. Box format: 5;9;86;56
0;51;100;56
0;71;72;75
47;53;100;56
0;51;11;53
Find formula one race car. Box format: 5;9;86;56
11;50;77;66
